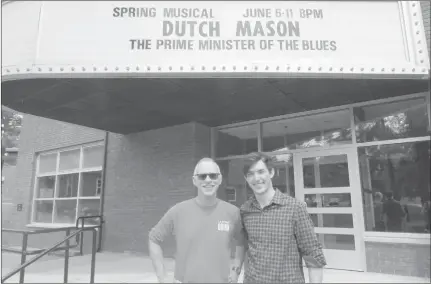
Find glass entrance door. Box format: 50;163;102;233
293;148;365;271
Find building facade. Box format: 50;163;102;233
1;0;430;279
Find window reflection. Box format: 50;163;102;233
273;154;295;197
78;200;101;225
36;176;56;198
215;124;258;158
34;200;53;223
305;193;351;207
310;214;354;228
317;233;355;250
54;200;77;224
354;98;429;143
303;155;350;188
39;153;57;174
57;173;79;198
262;109;352;152
359;141;430;233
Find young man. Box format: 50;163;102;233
236;152;326;283
148;158;245;283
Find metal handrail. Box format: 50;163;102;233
2;215;103;283
1;226;99;284
76;215;104;255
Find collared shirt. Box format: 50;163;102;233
240;189;326;283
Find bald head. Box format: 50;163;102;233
193;158;222;197
193;158;221;176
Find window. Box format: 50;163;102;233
262;109;352;152
215;124;258;158
358;141;430;234
354;98;429;143
32;143;104;225
225;187;236;202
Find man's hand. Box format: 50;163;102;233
308;267;323;283
228;270;240;283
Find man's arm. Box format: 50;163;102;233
149;240;167;282
229;210;248;282
231;245;246;271
148;207;176;283
294;202;326;283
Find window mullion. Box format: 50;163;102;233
75;147;84;223
51;152;60;223
53;152;60;199
31;156;41;223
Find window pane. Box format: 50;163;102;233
39;153;57;174
57;173;79;198
36;176;56;198
77;200;101;225
218;159;250;207
354;98;428;143
305;193;351;207
80;171;102;197
317;233;355;250
303;155;350;188
59;149;80;171
310;214;354;228
34;200;53;223
273;154;295;197
83;146;104;168
359;141;430;233
263;109;352;152
215;124;258;158
54;200;77;224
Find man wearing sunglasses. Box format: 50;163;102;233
149;158;245;283
237;152;326;283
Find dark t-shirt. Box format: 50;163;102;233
383;199;405;230
149;198;244;283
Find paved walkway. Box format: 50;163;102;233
2;252;430;283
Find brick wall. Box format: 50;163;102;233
102;122;211;256
1;114;105;249
365;241;431;278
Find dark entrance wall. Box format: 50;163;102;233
102;122;211;256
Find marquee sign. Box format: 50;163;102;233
1;1;429;80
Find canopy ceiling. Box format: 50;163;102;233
1;77;428;134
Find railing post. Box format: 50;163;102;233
19;233;28;284
97;217;103;252
90;229;97;284
80;219;84;256
64;228;70;283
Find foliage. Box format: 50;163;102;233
1;106;22;167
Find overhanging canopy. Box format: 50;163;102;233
2;77;428;134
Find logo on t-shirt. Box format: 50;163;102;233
218;221;230;232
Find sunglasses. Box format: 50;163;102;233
195;173;220;180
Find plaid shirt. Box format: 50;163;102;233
240;189;326;283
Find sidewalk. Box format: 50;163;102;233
2;252;430;283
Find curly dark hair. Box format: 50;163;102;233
242;152;276;176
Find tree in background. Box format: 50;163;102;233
1;106;22;168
